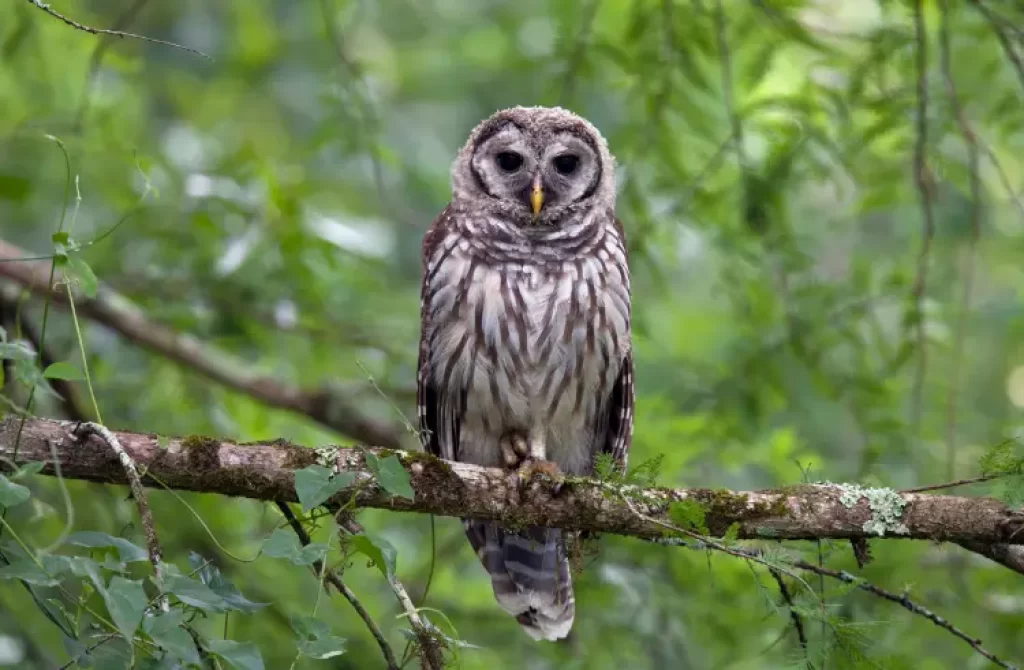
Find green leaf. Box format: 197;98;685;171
43;361;83;380
205;639;264;670
0;340;35;362
12;358;59;398
64;555;105;590
723;522;742;544
365;452;414;500
261;529;328;566
668;500;709;535
294;465;355;512
104;576;148;642
980;440;1024;477
144;610;201;666
87;636;133;670
163;573;231;613
350;534;397;579
67;532;149;564
291;615;346;660
67;254;98;298
11;461;45;479
0;474;30;507
188;552;268;612
0;559;60;586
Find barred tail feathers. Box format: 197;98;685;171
463;520;575;641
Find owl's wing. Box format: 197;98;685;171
417;205;462;461
601;216;634;472
601;351;634;472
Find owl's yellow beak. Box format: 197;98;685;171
530;175;544;217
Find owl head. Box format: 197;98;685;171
451;106;617;226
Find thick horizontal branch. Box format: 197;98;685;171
0;240;403;449
3;416;1024;547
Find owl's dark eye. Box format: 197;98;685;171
552;154;580;175
496;151;524;172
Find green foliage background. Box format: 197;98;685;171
2;0;1024;668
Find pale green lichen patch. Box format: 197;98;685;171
820;482;909;536
315;446;340;469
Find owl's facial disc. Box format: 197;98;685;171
470;122;601;224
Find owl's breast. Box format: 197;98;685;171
425;237;630;432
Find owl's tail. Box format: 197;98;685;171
463;520;575;641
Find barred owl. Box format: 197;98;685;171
416;106;634;641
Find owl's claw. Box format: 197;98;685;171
500;432;530;469
517;459;565;496
500;431;564;495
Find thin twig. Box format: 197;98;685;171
970;0;1024;96
902;475;1001;494
976;140;1024;224
418;515;436;607
768;567;811;666
559;0;600;106
24;0;209;59
713;0;746;170
275;502;399;670
617;487;1018;670
57;634;120;670
73;0;151;130
72;422;168;611
786;557;1017;670
909;0;936;438
338;518;444;670
939;0;983;483
318;0;393;219
7;294;91;422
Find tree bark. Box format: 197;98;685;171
3;415;1022;547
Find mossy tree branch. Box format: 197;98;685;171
2;416;1022;551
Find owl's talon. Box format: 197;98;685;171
500;431;531;470
516;459;564;495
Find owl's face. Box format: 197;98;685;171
452;107;615;226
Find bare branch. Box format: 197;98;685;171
0;240;406;450
24;0;209;59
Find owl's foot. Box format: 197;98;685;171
499;431;564;495
519;459;565;492
500;432;530;469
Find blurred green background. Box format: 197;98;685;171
2;0;1024;668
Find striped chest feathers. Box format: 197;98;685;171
426;238;631;417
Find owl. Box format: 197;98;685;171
416;106;634;641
